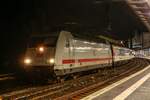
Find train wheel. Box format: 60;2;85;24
73;75;77;80
98;69;101;73
91;76;96;82
56;77;65;83
60;79;64;83
56;77;61;83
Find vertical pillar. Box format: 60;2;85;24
141;32;144;49
130;32;133;49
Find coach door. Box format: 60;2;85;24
65;37;75;68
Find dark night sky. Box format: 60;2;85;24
0;0;148;66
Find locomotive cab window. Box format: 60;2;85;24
28;35;58;47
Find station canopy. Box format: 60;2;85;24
29;0;149;41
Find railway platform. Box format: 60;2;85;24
82;60;150;100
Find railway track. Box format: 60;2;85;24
0;58;149;100
55;58;149;100
0;73;15;81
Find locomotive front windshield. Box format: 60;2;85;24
29;35;58;47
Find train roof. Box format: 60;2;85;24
73;32;123;46
30;32;60;38
29;30;125;47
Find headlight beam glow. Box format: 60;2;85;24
49;58;55;64
24;58;32;64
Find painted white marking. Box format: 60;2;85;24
81;65;150;100
113;72;150;100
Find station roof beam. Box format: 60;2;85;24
126;0;150;31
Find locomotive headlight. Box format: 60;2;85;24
24;58;32;64
49;58;55;64
38;46;44;52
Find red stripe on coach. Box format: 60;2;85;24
62;59;75;64
62;57;112;64
78;58;111;62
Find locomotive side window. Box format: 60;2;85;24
65;39;70;48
